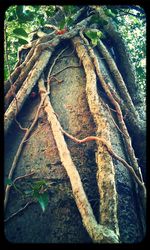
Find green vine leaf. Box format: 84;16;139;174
32;180;47;190
23;10;34;21
104;9;116;18
85;29;103;46
63;5;77;15
36;192;49;212
59;16;66;29
91;14;108;26
13;28;28;38
16;5;24;19
5;178;13;186
7;15;17;22
18;38;29;45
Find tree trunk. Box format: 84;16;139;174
4;6;146;243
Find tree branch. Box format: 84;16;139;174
4;50;52;135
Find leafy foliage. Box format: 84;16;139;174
36;192;49;212
4;5;146;93
30;180;49;212
5;178;13;185
5;177;49;212
85;29;103;46
105;6;146;93
13;27;28;38
4;5;56;77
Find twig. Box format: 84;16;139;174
4;50;51;135
23;125;41;143
123;110;128;120
59;46;75;58
50;76;63;84
106;104;126;136
47;47;69;93
47;47;69;79
109;107;117;113
29;24;58;35
4;201;34;223
13;171;35;184
107;83;122;104
60;126;146;195
51;64;81;78
97;38;138;119
116;9;145;19
14;117;28;132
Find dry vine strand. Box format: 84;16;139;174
4;201;34;223
59;124;146;196
4;92;49;211
80;30;144;184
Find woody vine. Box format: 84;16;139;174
4;6;146;243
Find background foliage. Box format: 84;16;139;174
110;6;146;93
4;5;146;93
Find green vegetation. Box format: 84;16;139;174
6;177;49;212
4;5;146;93
111;6;146;92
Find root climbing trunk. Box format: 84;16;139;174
38;78;119;243
73;37;119;236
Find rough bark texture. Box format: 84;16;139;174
5;42;144;243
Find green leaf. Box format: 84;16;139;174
90;14;100;24
37;192;49;212
102;19;109;26
16;7;34;22
5;178;13;185
18;38;29;45
33;5;40;11
110;9;118;14
66;16;74;27
34;180;47;187
24;10;34;21
85;30;103;40
59;17;66;30
137;66;144;75
63;5;77;15
91;38;98;46
104;9;115;18
13;28;28;38
85;30;103;46
7;15;16;21
16;5;24;19
91;14;108;26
